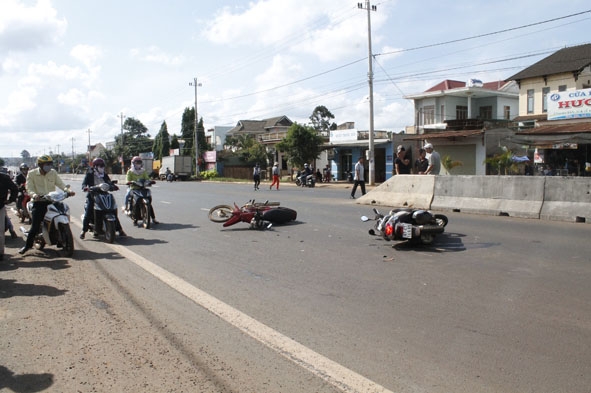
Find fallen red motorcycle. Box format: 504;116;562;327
208;200;297;229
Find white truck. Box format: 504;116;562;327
159;155;193;181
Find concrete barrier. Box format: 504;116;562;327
357;175;434;209
431;176;544;219
540;177;591;223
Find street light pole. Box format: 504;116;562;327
358;0;377;185
189;77;202;175
118;112;126;171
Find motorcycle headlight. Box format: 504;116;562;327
99;183;111;192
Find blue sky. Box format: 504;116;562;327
1;0;590;158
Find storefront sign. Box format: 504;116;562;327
330;129;358;142
547;88;591;120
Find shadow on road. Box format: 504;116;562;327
0;365;54;392
0;278;68;299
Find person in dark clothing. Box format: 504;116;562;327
80;158;126;239
14;163;29;215
394;145;411;175
0;172;18;261
414;148;429;174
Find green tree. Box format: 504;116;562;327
309;105;337;133
115;117;152;158
170;134;180;150
484;147;518;175
224;134;270;164
180;107;195;156
441;155;463;174
0;157;5;167
152;121;171;160
276;123;325;168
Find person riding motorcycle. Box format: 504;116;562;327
15;163;29;212
80;158;126;239
19;155;75;255
125;156;158;224
299;163;312;187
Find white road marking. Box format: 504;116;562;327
106;242;395;393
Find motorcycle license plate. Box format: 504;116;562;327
402;223;413;239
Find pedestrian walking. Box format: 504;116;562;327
253;163;261;190
269;162;280;190
350;156;366;199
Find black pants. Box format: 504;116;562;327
351;180;366;197
25;201;49;248
254;175;260;189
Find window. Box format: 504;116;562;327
456;105;468;120
479;106;492;120
558;85;567;92
542;87;550;112
504;106;511;120
527;89;534;114
423;105;435;125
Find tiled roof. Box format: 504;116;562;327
424;79;509;93
508;43;591;81
516;121;591;135
227;116;293;135
402;129;484;141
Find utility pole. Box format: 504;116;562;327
118;112;126;171
358;1;377;185
189;77;202;175
86;128;91;164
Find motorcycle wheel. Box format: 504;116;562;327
141;203;151;229
104;220;116;244
434;214;448;227
208;205;233;223
59;223;74;257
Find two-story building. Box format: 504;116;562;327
507;43;591;176
400;79;520;174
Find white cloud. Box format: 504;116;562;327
70;44;102;68
202;0;373;62
130;46;184;66
0;0;67;52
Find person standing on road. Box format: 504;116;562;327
19;155;74;255
414;148;429;174
1;171;18;261
350;156;366;199
269;162;280;190
394;145;411;175
423;143;441;175
253;163;261;190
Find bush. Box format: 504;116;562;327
199;169;218;180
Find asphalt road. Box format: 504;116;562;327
3;179;591;392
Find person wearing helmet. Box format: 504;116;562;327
15;163;29;211
299;163;312;187
125;156;158;224
19;155;74;255
80;158;126;239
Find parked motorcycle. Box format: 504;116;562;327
125;179;156;229
208;199;297;229
20;189;75;257
82;181;121;243
12;183;31;224
362;207;448;245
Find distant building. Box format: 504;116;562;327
401;79;520;175
507;43;591;176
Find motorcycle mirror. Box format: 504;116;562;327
361;215;370;222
